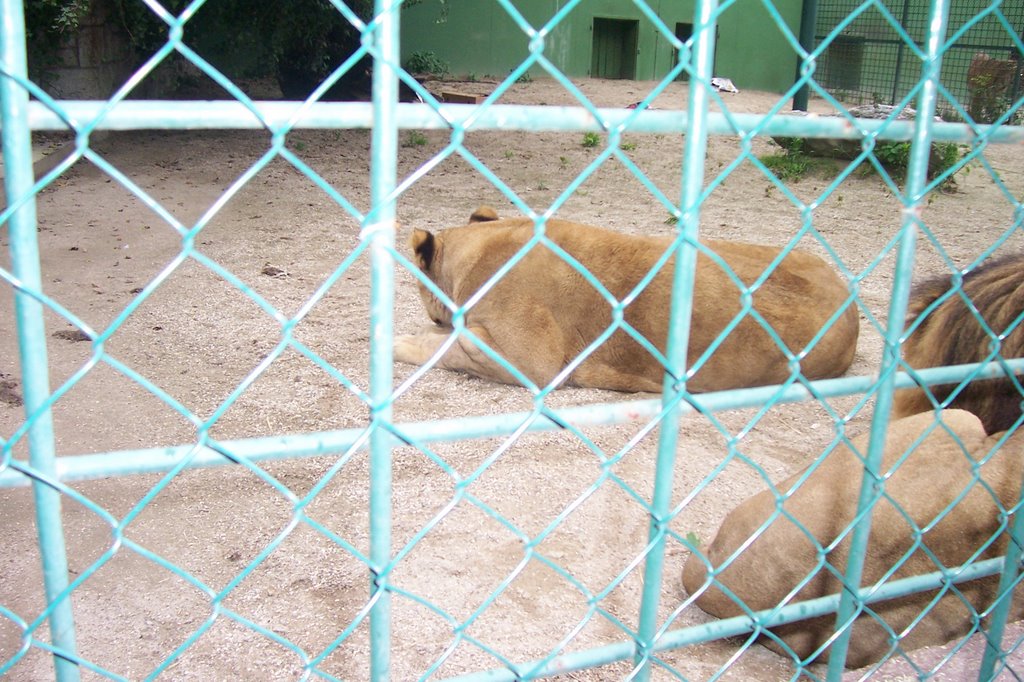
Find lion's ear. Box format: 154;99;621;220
469;206;499;223
410;228;436;270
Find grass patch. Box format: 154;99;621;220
402;131;429;147
760;137;963;188
758;139;839;181
581;132;601;148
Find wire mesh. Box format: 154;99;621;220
1;0;1024;680
815;0;1024;123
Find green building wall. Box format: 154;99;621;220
401;0;805;94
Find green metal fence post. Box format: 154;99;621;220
0;1;80;679
367;2;400;680
825;0;952;677
633;0;718;678
890;0;913;105
793;0;818;111
979;466;1024;679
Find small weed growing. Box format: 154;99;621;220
931;142;965;185
558;156;569;169
291;139;307;153
872;140;964;188
760;139;810;181
504;150;514;160
581;132;601;148
874;141;911;170
403;131;429;147
621;141;638;152
759;138;848;182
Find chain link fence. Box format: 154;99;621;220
2;0;1024;680
816;0;1024;122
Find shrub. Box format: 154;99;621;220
405;51;449;78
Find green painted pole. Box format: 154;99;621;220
980;471;1024;679
633;0;717;678
0;0;80;679
793;0;818;111
367;2;400;680
825;0;950;676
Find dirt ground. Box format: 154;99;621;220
2;77;1024;680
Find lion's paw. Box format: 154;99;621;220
393;334;425;365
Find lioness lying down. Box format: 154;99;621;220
682;410;1024;667
396;208;859;392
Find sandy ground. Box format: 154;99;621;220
2;77;1024;680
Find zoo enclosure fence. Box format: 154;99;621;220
815;0;1024;122
2;0;1024;680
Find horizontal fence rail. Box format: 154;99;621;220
2;360;1023;489
11;101;1024;141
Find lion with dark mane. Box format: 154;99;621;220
894;253;1024;434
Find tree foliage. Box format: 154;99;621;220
25;0;93;81
26;0;427;98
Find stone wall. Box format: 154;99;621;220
45;0;135;99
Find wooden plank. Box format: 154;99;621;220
441;90;485;104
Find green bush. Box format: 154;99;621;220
874;140;962;185
761;136;963;187
405;51;449;78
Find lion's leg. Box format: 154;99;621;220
571;362;665;393
396;311;566;389
478;305;571;388
446;326;527;385
394;325;538;386
394;327;452;367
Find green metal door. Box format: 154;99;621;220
591;17;639;79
